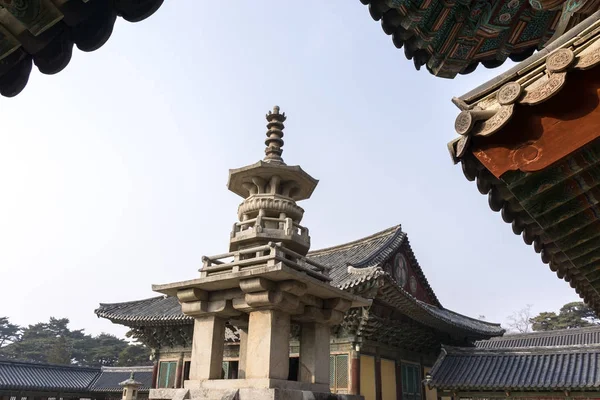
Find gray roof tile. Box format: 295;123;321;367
0;360;100;392
476;326;600;349
0;361;153;393
429;345;600;391
91;366;153;392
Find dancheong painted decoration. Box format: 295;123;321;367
359;0;600;77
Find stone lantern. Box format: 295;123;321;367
150;107;368;400
120;372;142;400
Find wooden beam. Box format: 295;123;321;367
471;67;600;177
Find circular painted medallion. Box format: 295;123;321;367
409;276;418;294
394;253;408;287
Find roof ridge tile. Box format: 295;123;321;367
308;225;401;255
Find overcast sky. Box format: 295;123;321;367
0;1;579;339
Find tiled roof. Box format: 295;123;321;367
0;359;100;392
418;300;504;337
0;360;153;393
0;0;165;98
429;345;600;391
373;272;504;337
476;326;600;349
308;225;441;306
96;296;192;326
95;296;239;341
91;366;153;393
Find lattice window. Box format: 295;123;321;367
401;363;421;400
222;360;239;379
157;361;177;388
330;354;349;393
330;356;336;388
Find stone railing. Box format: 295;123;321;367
232;215;309;239
200;242;330;282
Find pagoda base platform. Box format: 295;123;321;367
150;384;363;400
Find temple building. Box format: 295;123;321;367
95;108;504;400
427;325;600;398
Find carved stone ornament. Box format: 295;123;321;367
546;48;575;72
455;135;471;158
521;72;566;105
497;81;522;105
455;110;473;135
574;40;600;70
471;104;515;137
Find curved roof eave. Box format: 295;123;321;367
0;0;165;98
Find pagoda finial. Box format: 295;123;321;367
264;105;286;164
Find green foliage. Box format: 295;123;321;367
530;301;599;331
0;316;151;367
117;344;151;366
0;317;21;347
47;336;71;365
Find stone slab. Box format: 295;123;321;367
183;379;328;392
150;387;363;400
152;264;370;308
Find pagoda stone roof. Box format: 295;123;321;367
96;225;504;341
0;0;164;98
0;360;151;394
446;12;600;314
359;0;600;78
476;325;600;348
429;344;600;392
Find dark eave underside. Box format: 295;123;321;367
359;0;595;78
448;15;600;316
0;0;164;98
460;138;600;314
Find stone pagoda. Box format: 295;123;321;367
150;107;367;400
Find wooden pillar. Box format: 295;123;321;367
396;361;403;400
151;360;159;389
175;353;184;388
375;356;382;400
421;365;426;400
350;350;361;395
